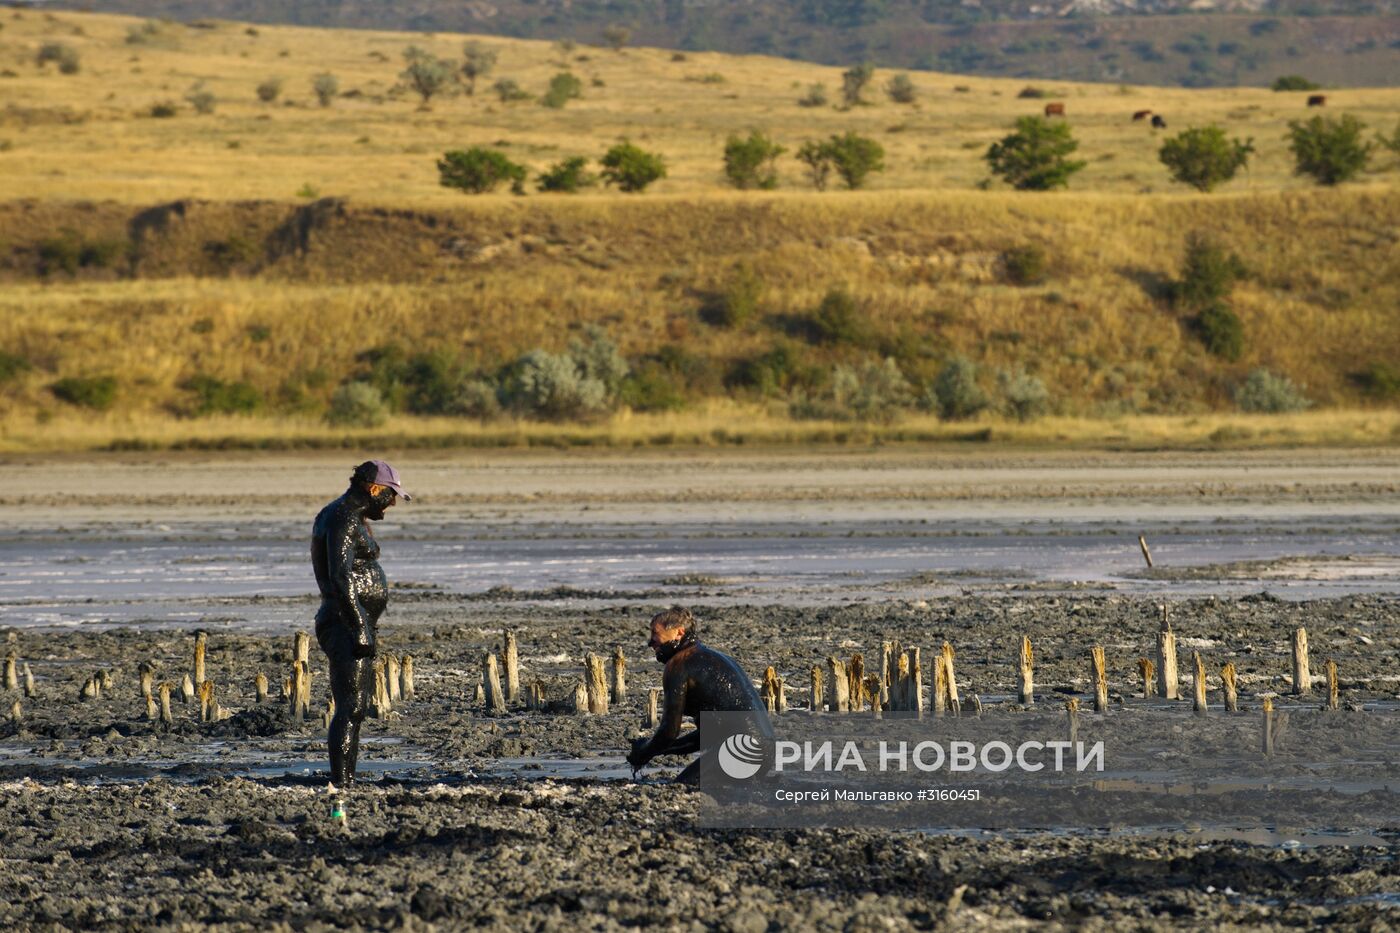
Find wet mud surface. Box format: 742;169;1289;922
4;595;1400;928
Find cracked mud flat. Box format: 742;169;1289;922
4;595;1400;929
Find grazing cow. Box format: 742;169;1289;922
1132;109;1152;121
1307;94;1327;107
1151;114;1167;129
1044;102;1065;117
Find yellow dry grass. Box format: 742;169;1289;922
1;12;1398;203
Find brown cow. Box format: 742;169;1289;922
1044;102;1065;117
1151;114;1167;129
1132;109;1152;121
1307;94;1327;107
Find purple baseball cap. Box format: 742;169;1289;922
357;459;412;501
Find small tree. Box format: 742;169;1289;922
985;116;1087;190
37;42;80;74
541;71;583;109
1235;368;1310;413
825;132;885;189
840;63;874;107
1376;120;1400;160
537;156;596;193
930;357;988;420
603;25;632;52
492;78;530;103
1271;74;1320;91
885;73;916;104
256;77;283;103
600;141;666;192
460;42;498;96
1287;114;1372;186
798;83;828;108
1196;304;1245;361
809;288;868;345
438;147;527;194
1172;231;1246;310
796;140;832;191
722;130;786;190
400;48;454;107
1158;125;1254;192
312;73;339;108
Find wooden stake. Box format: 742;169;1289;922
777;675;787;714
827;657;848;712
323;698;335;731
22;663;35;698
387;655;401;703
1156;621;1179;701
474;682;485;705
372;660;391;718
894;654;910;712
1221;662;1238;712
1138;535;1154;569
1138;658;1156;698
1090;646;1108;713
940;643;960;712
159;682;172;725
299;660;312;712
761;666;779;713
846;655;865;711
193;631;207;688
880;641;894;710
503;631;519;702
907;648;923;714
1261;696;1275;756
145;694;158;721
645;687;661;729
970;693;984;716
289;659;306;721
1018;636;1034;706
181;674;194;704
400;655;415;700
1192;652;1208;715
4;652;16;691
254;672;268;704
584;653;608;715
1065;697;1079;745
139;666;154;701
199;679;214;723
80;676;97;701
9;699;20;724
1326;658;1339;711
810;666;824;712
1291;627;1311;696
862;675;881;715
933;652;947;718
611;648;627;704
483;653;505;714
571;680;588;714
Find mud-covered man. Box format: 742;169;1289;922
626;606;773;784
311;459;411;788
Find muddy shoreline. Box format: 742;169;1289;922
4;595;1400;928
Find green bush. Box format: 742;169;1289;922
438;147;527;194
885;74;916;104
541;71;583;109
1195;304;1245;361
1171;232;1245;310
796;140;832;190
930;357;987;420
730;342;812;396
1272;75;1321;91
1234;368;1310;412
448;379;502;419
619;365;686;412
798;83;828;108
600;141;666;192
492;78;530;103
998;368;1050;421
825;132;885;190
705;263;763;328
1353;362;1400;399
37;233;127;276
840;63;874;107
183;375;262;415
37;42;80;74
536;156;596;193
1017;86;1047;99
603;24;632;51
722;130;786;190
312;73;339;107
985;116;1087;191
808;287;868;346
400;48;454;106
256;77;283;103
504;350;607;419
0;350;31;384
1002;244;1049;286
327;381;388;427
795;358;913;423
1287;114;1373;186
150;101;178;118
1158;125;1254;192
51;375;118;410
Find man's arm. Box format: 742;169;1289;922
627;664;688;768
325;508;374;656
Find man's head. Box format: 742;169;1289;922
649;606;697;662
351;460;411;520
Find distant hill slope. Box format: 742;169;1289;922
48;1;1400;87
